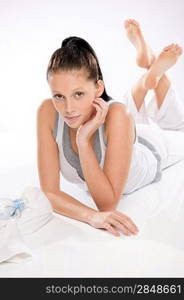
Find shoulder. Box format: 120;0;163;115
106;102;131;119
104;102;135;140
37;98;58;131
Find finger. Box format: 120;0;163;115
93;100;104;112
92;103;103;118
94;98;108;109
93;99;108;118
76;124;83;137
92;102;106;123
109;218;132;236
114;210;138;229
113;211;139;234
117;216;138;234
104;223;121;237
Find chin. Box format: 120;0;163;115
65;122;79;128
65;118;83;129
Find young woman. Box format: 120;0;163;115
37;19;184;237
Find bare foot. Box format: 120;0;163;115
124;19;155;68
143;44;183;89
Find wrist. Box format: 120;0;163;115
83;208;97;225
77;138;91;149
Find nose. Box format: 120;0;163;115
65;100;76;114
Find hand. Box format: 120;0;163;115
76;98;109;145
87;210;139;237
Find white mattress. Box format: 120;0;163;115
0;158;184;277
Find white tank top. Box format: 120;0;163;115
53;99;162;195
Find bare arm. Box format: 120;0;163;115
77;103;135;211
36;100;97;223
78;142;116;211
45;190;97;224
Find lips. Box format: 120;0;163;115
65;115;81;122
65;115;80;119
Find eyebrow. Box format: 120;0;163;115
52;87;84;93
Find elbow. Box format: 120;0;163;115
42;188;60;198
43;189;65;215
42;190;53;202
97;195;120;212
43;190;55;208
42;189;60;208
96;183;123;211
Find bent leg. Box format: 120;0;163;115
131;74;148;112
145;84;184;169
143;44;183;90
136;122;184;172
147;85;184;131
124;19;155;69
154;74;171;109
122;84;151;125
144;45;184;131
123;18;156;124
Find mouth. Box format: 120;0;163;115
64;115;81;122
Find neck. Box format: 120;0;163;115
68;126;78;136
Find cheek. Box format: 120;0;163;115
82;100;94;115
52;101;65;114
52;100;59;111
84;94;95;109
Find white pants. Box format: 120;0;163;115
122;85;184;170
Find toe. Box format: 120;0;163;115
124;20;131;28
172;44;179;52
175;44;182;51
176;47;183;55
163;46;170;52
132;19;139;27
129;19;135;25
175;45;180;52
124;20;128;27
163;44;174;51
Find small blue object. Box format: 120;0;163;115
0;198;26;220
13;199;26;211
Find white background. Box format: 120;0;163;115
0;0;184;196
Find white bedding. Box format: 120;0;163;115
0;158;184;277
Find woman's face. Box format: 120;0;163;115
48;69;104;130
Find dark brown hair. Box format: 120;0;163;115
46;36;112;102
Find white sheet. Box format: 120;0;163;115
0;159;184;277
40;238;184;277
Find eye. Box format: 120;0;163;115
53;94;63;101
75;92;84;97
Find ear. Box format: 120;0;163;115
95;80;105;97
